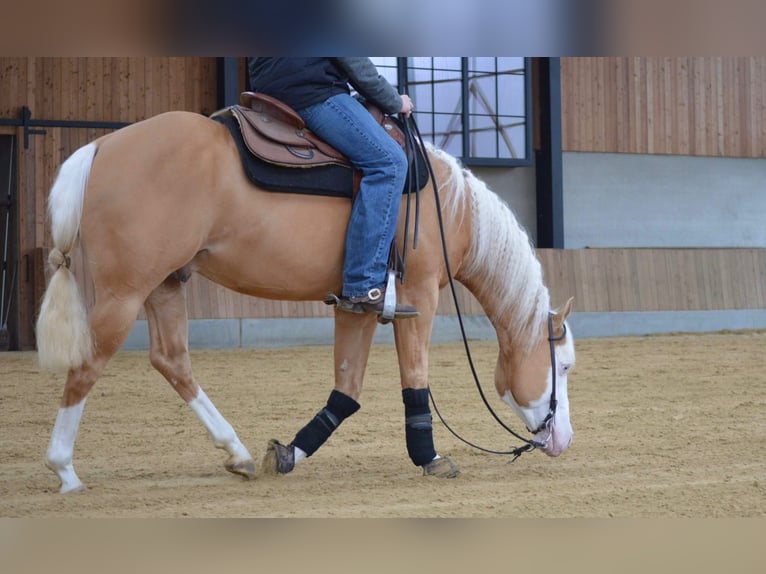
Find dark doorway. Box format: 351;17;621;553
0;136;18;350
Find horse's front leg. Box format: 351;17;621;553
261;311;378;475
393;285;460;478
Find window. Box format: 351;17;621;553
371;57;532;166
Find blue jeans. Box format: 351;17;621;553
298;94;407;298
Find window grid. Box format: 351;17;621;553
371;57;531;166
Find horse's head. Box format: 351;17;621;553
495;297;576;457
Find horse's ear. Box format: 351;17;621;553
553;297;574;326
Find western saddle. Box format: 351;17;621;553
230;91;408;169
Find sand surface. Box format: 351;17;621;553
1;331;764;517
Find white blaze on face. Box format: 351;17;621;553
502;321;575;456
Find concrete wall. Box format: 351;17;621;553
463;152;766;251
563;152;766;248
472;164;537;240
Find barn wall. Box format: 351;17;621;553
0;57;219;122
538;248;766;312
561;57;766;158
560;57;766;259
2;57;220;348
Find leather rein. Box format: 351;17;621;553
400;115;563;461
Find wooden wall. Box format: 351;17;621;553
1;58;220;348
538;248;766;312
561;57;766;158
0;58;219;122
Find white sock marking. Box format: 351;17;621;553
188;388;251;461
46;401;86;493
294;446;307;463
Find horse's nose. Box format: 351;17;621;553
543;431;573;457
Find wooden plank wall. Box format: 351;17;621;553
537;248;766;312
0;57;219;122
3;58;220;348
561;57;766;158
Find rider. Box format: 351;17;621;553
247;57;418;319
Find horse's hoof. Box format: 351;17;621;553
224;457;257;480
422;456;460;478
260;439;295;475
60;484;87;494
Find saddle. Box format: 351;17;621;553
236;91;408;168
212;92;427;199
234;92;349;167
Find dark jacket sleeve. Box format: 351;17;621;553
333;58;403;115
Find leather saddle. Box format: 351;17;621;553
212;92;425;199
234;92;348;167
234;91;409;170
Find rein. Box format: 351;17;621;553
400;115;561;461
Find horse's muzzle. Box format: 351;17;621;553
535;421;573;457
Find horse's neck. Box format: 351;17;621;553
453;172;550;354
462;258;549;356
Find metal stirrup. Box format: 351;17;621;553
381;269;397;321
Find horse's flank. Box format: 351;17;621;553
87;111;352;302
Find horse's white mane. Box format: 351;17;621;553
429;145;550;353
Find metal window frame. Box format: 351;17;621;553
394;57;533;168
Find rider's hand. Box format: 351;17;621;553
399;94;414;116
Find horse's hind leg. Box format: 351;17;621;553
144;277;256;480
46;295;145;493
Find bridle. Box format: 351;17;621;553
401;114;565;462
527;315;566;436
430;311;566;461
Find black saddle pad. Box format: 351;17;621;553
214;112;429;199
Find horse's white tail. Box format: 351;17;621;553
36;143;97;371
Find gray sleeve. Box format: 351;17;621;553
334;58;403;115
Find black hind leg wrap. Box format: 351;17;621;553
402;387;437;466
292;389;360;457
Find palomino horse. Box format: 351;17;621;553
37;110;576;493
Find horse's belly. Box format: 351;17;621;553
195;199;349;300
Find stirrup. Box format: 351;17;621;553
380;269;397;323
324;288;419;322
